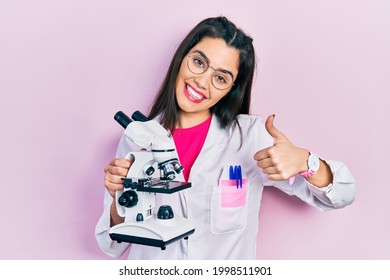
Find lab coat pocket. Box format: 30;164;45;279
210;179;248;234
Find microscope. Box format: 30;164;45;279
109;111;195;250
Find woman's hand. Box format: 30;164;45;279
104;158;132;198
254;115;333;187
254;115;308;181
104;158;132;226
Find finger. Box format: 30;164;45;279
104;172;126;184
253;147;272;161
266;174;284;181
256;157;274;169
104;180;124;191
265;114;285;142
267;171;290;181
104;159;131;173
105;162;130;177
104;179;124;194
111;158;132;168
107;165;129;177
261;166;279;175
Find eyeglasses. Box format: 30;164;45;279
186;53;234;90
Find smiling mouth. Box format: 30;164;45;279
186;84;205;101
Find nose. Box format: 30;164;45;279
194;69;213;89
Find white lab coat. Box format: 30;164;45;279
95;114;356;259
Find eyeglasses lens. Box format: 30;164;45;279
187;54;233;90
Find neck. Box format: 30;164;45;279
177;111;211;129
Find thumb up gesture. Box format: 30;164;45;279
254;115;309;181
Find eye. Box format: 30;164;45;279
213;73;228;85
191;55;207;70
194;58;203;67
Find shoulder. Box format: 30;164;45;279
236;114;264;127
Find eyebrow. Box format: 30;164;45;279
191;50;235;79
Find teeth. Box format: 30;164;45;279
187;85;203;100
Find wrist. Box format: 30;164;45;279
299;149;310;173
300;151;320;178
110;201;124;226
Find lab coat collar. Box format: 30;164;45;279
201;114;232;150
187;114;228;184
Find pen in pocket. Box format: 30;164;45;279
229;165;243;189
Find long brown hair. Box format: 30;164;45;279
148;16;255;130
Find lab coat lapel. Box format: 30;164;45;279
190;115;231;177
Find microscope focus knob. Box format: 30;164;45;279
143;165;155;176
118;190;138;207
157;205;174;220
136;213;144;222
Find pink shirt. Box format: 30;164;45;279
172;117;212;181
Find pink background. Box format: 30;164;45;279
1;0;389;259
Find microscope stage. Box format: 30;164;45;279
109;216;195;250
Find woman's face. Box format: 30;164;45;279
175;37;239;127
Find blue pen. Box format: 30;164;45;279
229;165;243;188
237;165;242;188
234;165;239;188
229;165;234;180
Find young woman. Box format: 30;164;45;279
96;16;355;259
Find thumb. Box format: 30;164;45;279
265;114;285;143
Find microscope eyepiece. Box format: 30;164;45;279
114;111;132;129
131;110;149;122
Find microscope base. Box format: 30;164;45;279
109;216;195;250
